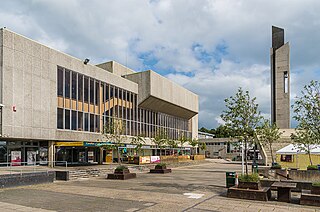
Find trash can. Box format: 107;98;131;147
252;163;258;173
226;172;236;188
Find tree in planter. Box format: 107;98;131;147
177;131;189;155
130;134;146;156
103;117;126;164
167;139;178;155
189;138;199;155
221;87;263;175
292;80;320;166
153;128;168;156
257;120;283;165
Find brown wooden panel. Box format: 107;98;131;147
71;100;77;110
84;103;89;112
65;99;70;109
95;106;99;114
89;104;94;113
57;97;64;108
78;101;83;111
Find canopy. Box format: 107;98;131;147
276;144;320;155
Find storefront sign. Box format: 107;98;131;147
55;142;84;146
142;146;151;149
150;156;160;163
126;144;137;148
84;142;113;147
140;156;151;164
11;151;21;166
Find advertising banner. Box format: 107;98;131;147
139;156;151;164
11;151;21;166
150;156;160;163
27;151;37;165
39;147;48;165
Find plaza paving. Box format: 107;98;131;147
0;159;319;211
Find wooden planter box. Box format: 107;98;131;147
311;186;320;195
150;165;172;174
238;181;261;190
107;169;136;180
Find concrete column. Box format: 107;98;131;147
48;141;55;168
99;147;104;164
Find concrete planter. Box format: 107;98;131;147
150;165;172;174
107;168;136;180
238;181;261;190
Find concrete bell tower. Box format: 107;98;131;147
270;26;290;129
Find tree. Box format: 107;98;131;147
130;135;146;156
221;87;263;175
257;120;283;165
291;129;317;166
198;142;207;152
189;138;199;155
103;117;126;164
153;128;168;156
292;80;320;165
178;131;189;155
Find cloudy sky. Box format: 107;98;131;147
1;0;320;129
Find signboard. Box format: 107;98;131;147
11;151;21;166
126;144;137;149
84;142;113;147
150;156;160;163
139;156;151;164
27;151;37;165
55;142;83;147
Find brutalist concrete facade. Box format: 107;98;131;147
0;28;198;148
270;26;290;129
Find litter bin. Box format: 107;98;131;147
252;163;258;173
226;171;236;188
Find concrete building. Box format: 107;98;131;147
0;28;198;166
270;26;290;129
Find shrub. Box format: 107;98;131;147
155;163;166;169
115;165;128;171
312;182;320;187
307;165;318;170
271;164;282;169
239;173;260;183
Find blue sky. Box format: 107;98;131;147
1;0;320;129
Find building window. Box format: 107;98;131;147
95;81;99;105
72;72;77;100
95;115;100;132
57;108;63;129
280;154;293;162
90;79;94;104
71;111;77;130
78;74;83;101
90;114;94;132
84;76;89;103
84;113;89;131
284;71;288;93
78;112;83;131
57;67;63;96
65;109;70;129
65;70;70;98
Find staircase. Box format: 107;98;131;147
259;137;291;166
69;170;90;180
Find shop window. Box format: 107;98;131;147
72;72;77;100
90;114;94;132
90;79;94;104
84;76;89;102
65;109;70;129
78;112;83;131
84;113;89;131
78;74;83;101
71;110;77;130
57;108;63;129
65;70;70;98
280;155;293;162
57;67;63;96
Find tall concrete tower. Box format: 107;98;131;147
271;26;290;129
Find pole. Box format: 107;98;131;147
241;142;244;175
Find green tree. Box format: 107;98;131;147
257;120;283;165
153;128;168;156
178;131;189;154
198;142;207;152
103;117;126;164
189;138;199;155
130;135;146;156
221;87;263;175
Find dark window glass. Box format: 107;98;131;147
78;74;83;101
90;79;94;104
95;82;99;105
65;70;70;98
90;114;94;132
115;87;118;98
57;108;63;129
78;112;83;131
119;89;122;99
106;84;109;100
57;67;63;96
110;86;114;98
84;113;89;131
72;72;77;100
72;110;77;130
65;109;70;129
84;76;89;102
95;115;100;132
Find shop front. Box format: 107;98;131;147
0;140;48;166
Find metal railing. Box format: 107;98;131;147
0;161;68;175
